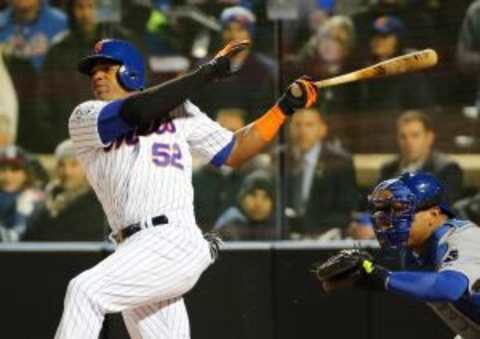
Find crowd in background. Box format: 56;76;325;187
1;0;480;242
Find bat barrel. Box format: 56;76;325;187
289;48;438;97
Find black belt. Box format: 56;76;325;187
112;215;169;243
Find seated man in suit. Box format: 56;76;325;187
379;110;464;204
287;108;359;237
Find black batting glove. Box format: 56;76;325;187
277;76;318;115
200;40;251;80
355;258;390;291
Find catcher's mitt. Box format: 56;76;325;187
312;249;374;281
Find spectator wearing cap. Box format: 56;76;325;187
213;171;276;241
0;146;45;242
191;5;276;121
369;15;406;63
361;16;433;116
24;139;106;241
351;0;435;55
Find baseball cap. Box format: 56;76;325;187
237;171;274;202
372;15;406;35
55;139;76;160
0;145;29;169
220;6;256;36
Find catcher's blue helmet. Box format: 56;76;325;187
78;39;145;91
368;171;454;250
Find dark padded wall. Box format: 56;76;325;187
0;244;455;339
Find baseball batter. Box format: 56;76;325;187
321;172;480;339
54;39;318;339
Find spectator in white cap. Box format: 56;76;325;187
24;139;106;241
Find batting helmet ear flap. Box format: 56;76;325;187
117;64;143;91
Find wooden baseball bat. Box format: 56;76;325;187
291;48;438;97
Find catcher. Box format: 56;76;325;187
314;171;480;339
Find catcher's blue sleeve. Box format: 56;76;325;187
387;270;469;302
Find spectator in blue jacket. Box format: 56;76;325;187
0;0;67;70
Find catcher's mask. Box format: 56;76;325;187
368;171;454;250
78;39;145;91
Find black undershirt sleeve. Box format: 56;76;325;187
119;60;228;126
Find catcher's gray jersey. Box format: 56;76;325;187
422;219;480;339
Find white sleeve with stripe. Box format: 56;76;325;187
184;101;234;162
68;100;110;154
439;226;480;293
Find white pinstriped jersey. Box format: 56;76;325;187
68;100;234;233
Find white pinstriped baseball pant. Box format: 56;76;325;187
54;224;213;339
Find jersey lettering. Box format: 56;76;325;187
103;120;176;152
152;142;184;170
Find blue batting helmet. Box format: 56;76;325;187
78;39;145;91
368;171;454;250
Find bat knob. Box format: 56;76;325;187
289;83;303;98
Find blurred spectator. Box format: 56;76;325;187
38;0;136;153
351;0;435;53
345;211;376;240
0;0;68;153
215;107;246;132
0;0;67;71
379;110;463;204
286;15;361;113
214;170;275;240
0;145;45;242
123;0;157;49
24;139;106;241
286;108;358;236
191;6;275;120
457;0;480;109
431;0;472;106
454;190;480;226
359;15;433;114
0;48;17;144
144;0;181;56
193;107;271;230
282;0;337;53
